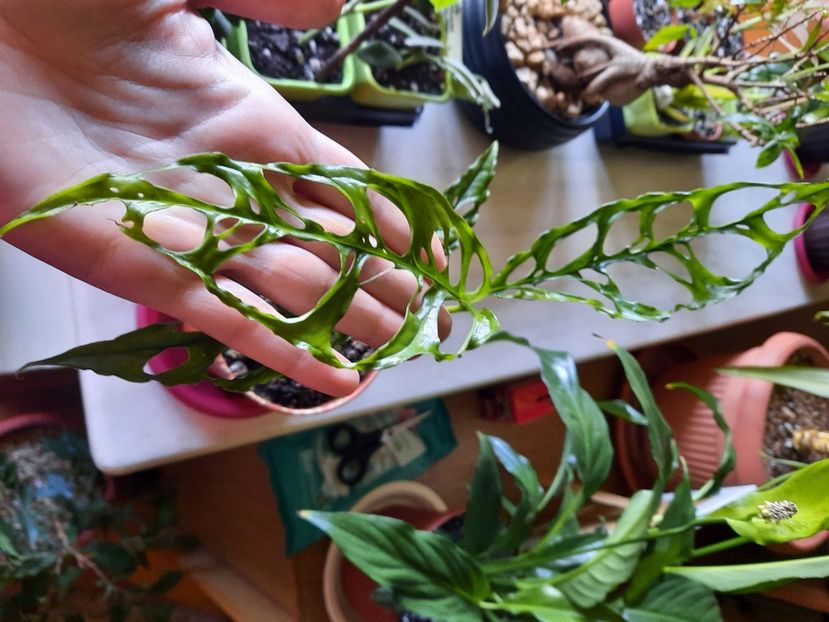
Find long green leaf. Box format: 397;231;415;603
666;383;735;500
625;465;695;603
609;341;677;485
491;181;829;322
556;491;659;609
666;556;829;593
623;575;721;622
302;511;489;621
460;434;503;555
720;365;829;398
443;142;498;248
712;458;829;544
490;585;587;621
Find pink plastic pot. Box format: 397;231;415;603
135;306;377;418
614;332;829;553
0;412;72;439
795;203;829;284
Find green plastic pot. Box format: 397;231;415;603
350;11;451;110
225;16;358;102
622;91;693;137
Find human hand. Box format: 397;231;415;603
0;0;446;396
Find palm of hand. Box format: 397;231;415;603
0;0;425;395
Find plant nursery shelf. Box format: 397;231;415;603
2;103;828;474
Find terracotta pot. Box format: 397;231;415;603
795;203;829;284
135;306;378;418
614;332;829;553
607;0;648;49
0;412;71;439
322;481;457;622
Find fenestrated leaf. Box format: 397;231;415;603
667;383;735;500
491;181;829;322
301;511;489;622
623;575;721;622
460;434;503;555
720;365;829;398
711;459;829;544
626;465;695;603
491;585;587;621
556;491;660;609
666;555;829;593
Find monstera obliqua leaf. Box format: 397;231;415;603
3;145;829;386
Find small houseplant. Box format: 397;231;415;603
0;422;194;620
302;340;829;621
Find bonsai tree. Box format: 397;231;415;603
302;339;829;621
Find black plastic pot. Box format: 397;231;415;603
460;1;609;150
796;204;829;283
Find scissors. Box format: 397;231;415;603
325;411;432;487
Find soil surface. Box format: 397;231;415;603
222;339;372;410
765;352;829;477
633;0;672;41
501;0;610;118
368;1;446;94
246;21;343;83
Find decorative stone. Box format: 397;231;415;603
506;41;526;66
527;50;545;67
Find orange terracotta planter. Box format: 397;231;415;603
615;332;829;553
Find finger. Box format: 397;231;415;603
171;275;360;396
193;0;346;29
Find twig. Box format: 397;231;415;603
315;0;410;81
690;71;760;145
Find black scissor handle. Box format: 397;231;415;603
326;423;359;455
337;455;369;487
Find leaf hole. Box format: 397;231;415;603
544;223;600;273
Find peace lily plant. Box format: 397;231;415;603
2;143;829;619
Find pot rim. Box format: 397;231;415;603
322;481;448;622
135;305;377;418
794;203;829;284
0;412;75;439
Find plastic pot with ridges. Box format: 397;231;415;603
224;15;358;102
614;332;829;554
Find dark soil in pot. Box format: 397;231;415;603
222;337;372;409
765;352;829;478
633;0;672;42
247;21;343;83
366;0;445;94
676;5;744;58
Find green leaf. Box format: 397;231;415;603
666;383;735;500
0;516;18;557
711;459;829;544
557;491;659;609
609;342;676;485
57;566;82;600
460;434;503;555
626;466;695;603
86;541;138;576
666;555;829;593
487;435;544;554
148;570;183;594
599;399;647;426
443;142;499;247
623;575;721;622
301;511;489;622
644;24;692;51
15;554;54;578
491;180;829;322
432;55;500;116
720;365;829;398
484;0;499;34
756;140;783;168
491;585;587;621
19;323;226;386
357;40;404;69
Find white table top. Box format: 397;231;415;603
5;103;827;473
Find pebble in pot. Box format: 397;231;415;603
461;0;610;150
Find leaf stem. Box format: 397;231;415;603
690;536;751;559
